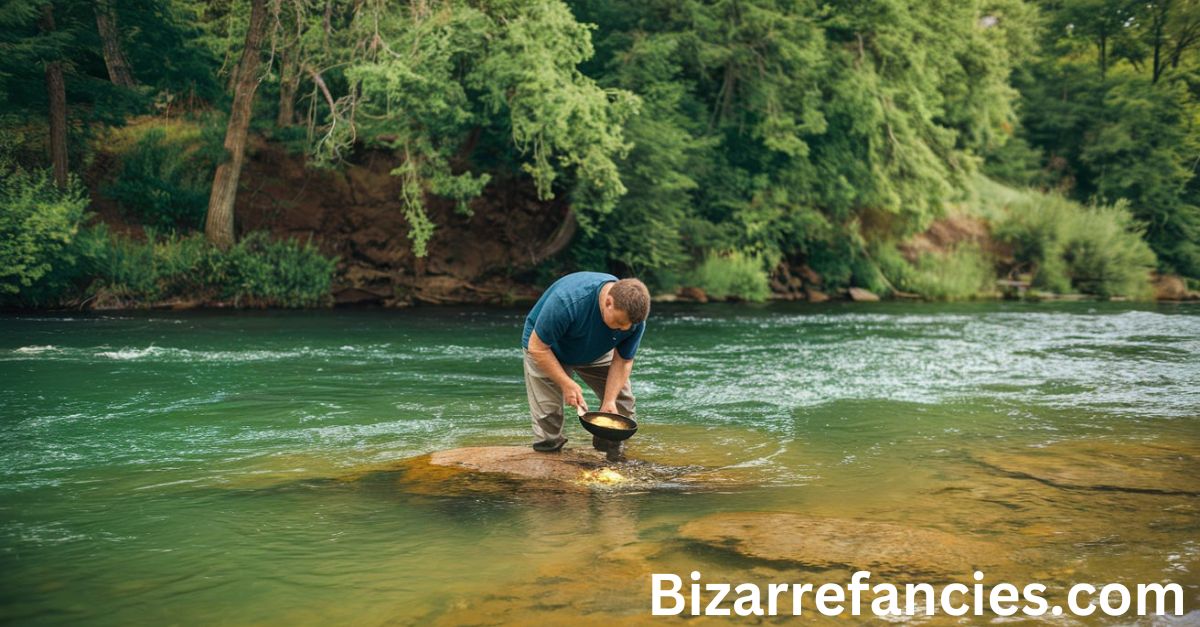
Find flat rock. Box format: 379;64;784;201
430;446;620;483
973;439;1200;495
679;512;1004;579
847;287;880;301
360;446;715;496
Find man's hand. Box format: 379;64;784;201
529;330;589;412
601;352;634;414
564;380;589;411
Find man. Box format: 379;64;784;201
521;272;650;455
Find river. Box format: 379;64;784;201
1;302;1197;624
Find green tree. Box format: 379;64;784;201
308;0;639;257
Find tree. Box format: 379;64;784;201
306;0;639;257
1144;0;1200;83
40;3;68;188
93;0;136;88
204;0;270;249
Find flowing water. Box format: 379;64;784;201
1;302;1198;624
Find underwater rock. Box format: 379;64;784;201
679;512;1004;578
973;439;1200;496
371;446;715;496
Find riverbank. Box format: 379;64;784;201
5;120;1194;312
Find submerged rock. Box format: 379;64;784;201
679;512;1005;579
361;446;715;496
973;439;1200;495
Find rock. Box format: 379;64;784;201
369;446;717;496
651;293;678;303
358;245;407;267
973;439;1200;496
679;512;1005;578
805;288;829;303
429;446;616;484
333;287;387;305
678;286;708;303
1152;273;1194;301
348;225;391;249
407;275;475;304
795;264;822;286
848;287;880;302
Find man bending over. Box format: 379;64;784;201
521;272;650;455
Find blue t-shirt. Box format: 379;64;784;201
521;272;646;365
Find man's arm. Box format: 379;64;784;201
528;330;588;410
600;352;633;414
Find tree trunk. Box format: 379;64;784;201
205;0;270;249
41;4;68;188
94;0;137;88
277;50;299;127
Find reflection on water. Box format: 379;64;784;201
0;302;1198;624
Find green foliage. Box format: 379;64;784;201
876;242;996;301
5;223;338;308
994;191;1156;299
1011;0;1200;278
216;232;337;307
103;123;222;231
306;0;638;256
689;251;770;302
6;0;1195;308
562;0;1040;286
0;165;89;296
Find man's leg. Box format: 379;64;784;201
574;349;637;418
523;348;570;452
574;350;636;456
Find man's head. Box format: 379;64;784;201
601;278;651;331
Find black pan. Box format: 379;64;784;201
576;407;638;441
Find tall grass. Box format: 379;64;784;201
993;193;1155;299
690;251;771;302
3;221;338;308
875;243;995;301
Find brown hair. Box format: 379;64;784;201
610;278;650;323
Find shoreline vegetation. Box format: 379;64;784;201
3;1;1198;311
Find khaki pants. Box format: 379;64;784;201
523;348;636;448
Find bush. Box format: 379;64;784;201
102;120;223;232
994;192;1156;299
8;224;338;309
876;242;995;301
0;166;90;298
219;232;337;307
690;251;770;302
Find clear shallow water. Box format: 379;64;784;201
1;302;1198;624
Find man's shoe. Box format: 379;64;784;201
592;435;609;452
605;441;626;462
532;438;567;453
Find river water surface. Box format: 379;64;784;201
1;302;1197;624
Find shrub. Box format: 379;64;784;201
994;193;1155;299
0;166;89;298
876;242;995;301
103;121;222;232
690;251;770;302
219;231;337;307
8;224;337;309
